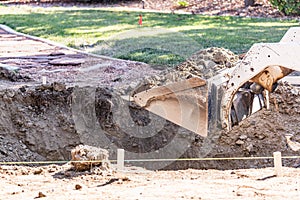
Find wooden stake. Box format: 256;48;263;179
273;151;282;177
117;149;125;171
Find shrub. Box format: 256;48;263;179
177;1;189;8
269;0;300;16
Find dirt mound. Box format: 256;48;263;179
176;47;239;79
132;47;238;94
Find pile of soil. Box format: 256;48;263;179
132;47;239;95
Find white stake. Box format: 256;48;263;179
42;76;47;85
117;149;125;171
265;90;270;110
273;151;282;177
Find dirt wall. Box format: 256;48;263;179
0;80;299;170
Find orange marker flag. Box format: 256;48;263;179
139;14;142;26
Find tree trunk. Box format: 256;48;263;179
244;0;255;7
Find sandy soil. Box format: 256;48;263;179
0;164;300;200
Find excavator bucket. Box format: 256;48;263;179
133;77;209;137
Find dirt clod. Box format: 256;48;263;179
71;145;111;171
36;191;46;198
75;184;82;190
33;168;43;175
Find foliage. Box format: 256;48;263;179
269;0;300;16
176;1;189;8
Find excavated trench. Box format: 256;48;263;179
0;77;300;170
0;27;300;170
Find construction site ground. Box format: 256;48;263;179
1;164;300;200
0;24;300;199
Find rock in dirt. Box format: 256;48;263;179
75;184;82;190
51;82;66;92
36;191;46;198
0;65;30;82
71;145;111;171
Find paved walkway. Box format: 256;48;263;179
0;25;157;91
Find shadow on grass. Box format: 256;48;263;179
88;27;202;68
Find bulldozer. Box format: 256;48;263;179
133;27;300;137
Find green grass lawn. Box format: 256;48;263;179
0;5;298;67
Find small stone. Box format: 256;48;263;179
48;168;56;173
33;168;43;175
52;82;66;92
21;168;29;175
132;143;138;147
258;135;266;140
291;89;299;95
75;184;82;190
246;144;254;152
37;191;46;198
19;86;26;93
153;75;161;81
235;140;244;145
239;135;248;140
